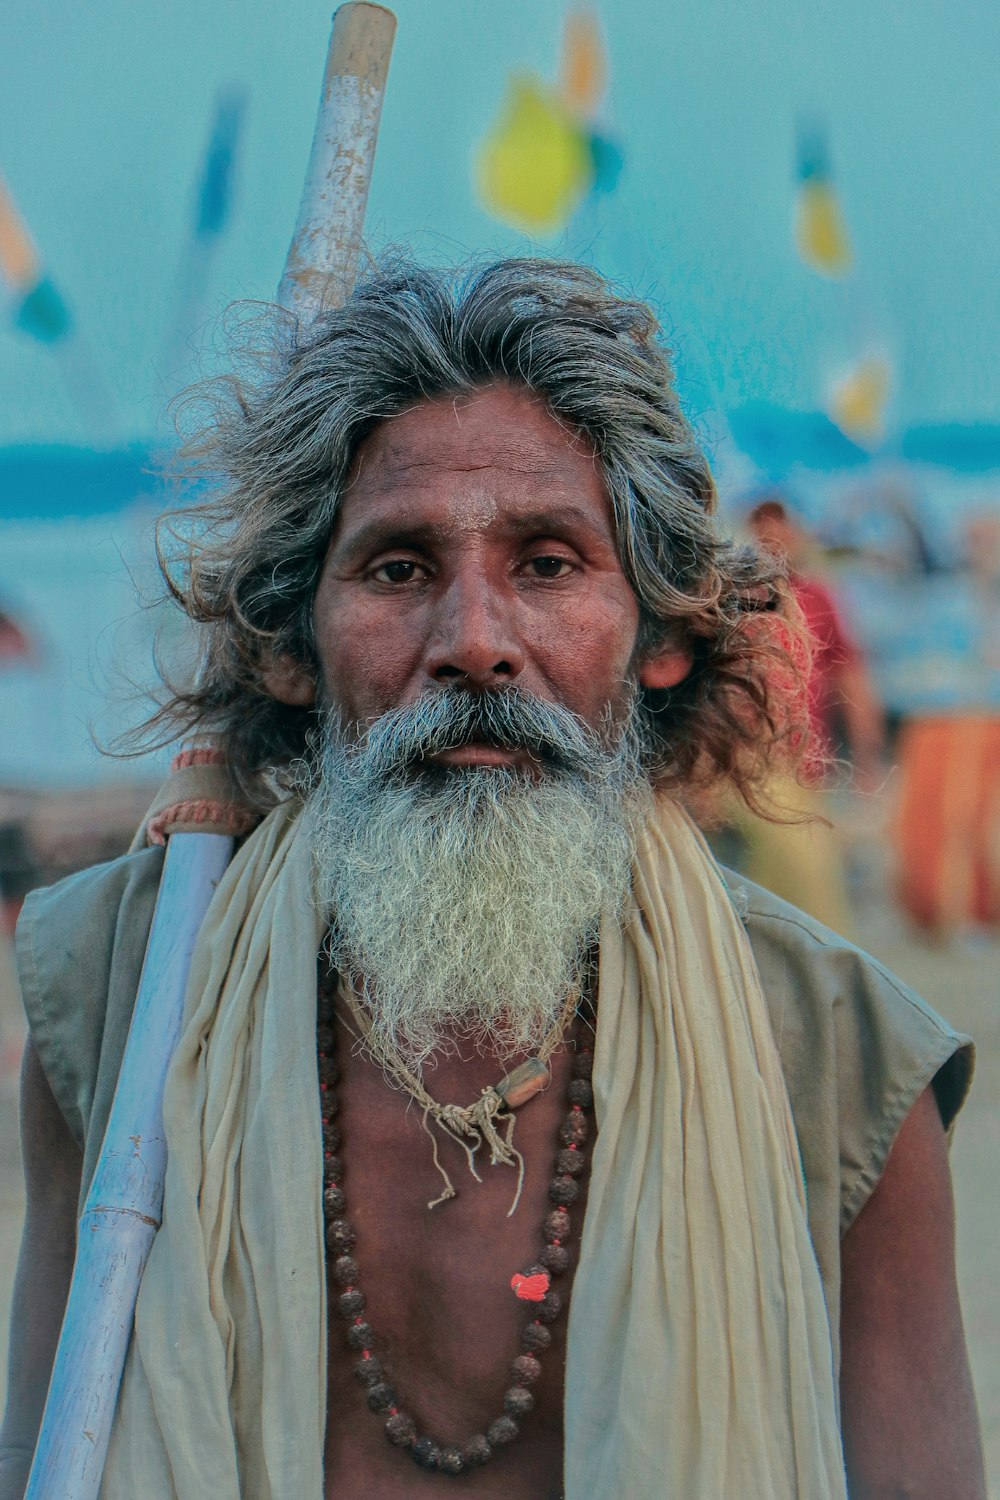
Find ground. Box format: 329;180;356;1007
1;803;997;1490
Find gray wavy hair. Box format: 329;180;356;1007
144;255;802;808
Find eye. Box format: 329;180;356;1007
528;554;573;579
371;559;422;584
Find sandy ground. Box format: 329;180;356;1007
0;818;998;1489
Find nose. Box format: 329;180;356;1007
423;566;526;687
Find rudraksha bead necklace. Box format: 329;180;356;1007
317;958;596;1476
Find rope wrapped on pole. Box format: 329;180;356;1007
23;7;397;1495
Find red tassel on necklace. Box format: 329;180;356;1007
511;1271;551;1302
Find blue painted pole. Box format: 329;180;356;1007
24;834;233;1499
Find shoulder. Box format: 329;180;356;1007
720;867;973;1369
725;869;972;1219
15;844;165;1149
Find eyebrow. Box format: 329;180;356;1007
330;504;613;564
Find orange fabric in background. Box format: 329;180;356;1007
894;716;1000;932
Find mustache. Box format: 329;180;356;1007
333;686;617;782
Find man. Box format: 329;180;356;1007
744;492;884;789
725;490;887;935
1;259;985;1498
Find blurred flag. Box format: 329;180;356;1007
827;356;891;445
588;131;624;194
0;177;72;342
195;92;245;240
159;90;246;388
794;122;852;277
560;9;606;115
477;8;622;235
476;76;593;233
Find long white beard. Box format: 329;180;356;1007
306;689;649;1071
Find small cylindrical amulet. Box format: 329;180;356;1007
495;1057;550;1110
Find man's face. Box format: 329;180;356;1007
290;384;693;1064
309;384;646;748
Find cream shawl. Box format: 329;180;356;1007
100;795;846;1498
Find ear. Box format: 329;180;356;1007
638;643;693;692
261;651;316;707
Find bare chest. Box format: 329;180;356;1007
322;1014;593;1499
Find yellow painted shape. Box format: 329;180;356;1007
828;357;891;444
0;178;40;289
476;75;592;233
560;8;606;115
795;179;852;277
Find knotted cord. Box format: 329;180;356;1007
339;982;581;1214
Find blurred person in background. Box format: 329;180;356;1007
894;511;1000;937
723;491;886;936
746;493;885;790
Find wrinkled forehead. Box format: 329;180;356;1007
351;384;597;477
337;383;613;535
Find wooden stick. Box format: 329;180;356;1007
24;8;397;1495
24;834;234;1499
278;2;397;316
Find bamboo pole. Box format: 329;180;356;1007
278;3;396;316
24;7;397;1495
23;834;233;1498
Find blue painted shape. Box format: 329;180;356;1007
196;92;246;239
728;403;868;477
13;276;72;343
0;444;164;519
588;132;624;194
900;424;1000;472
729;406;1000;478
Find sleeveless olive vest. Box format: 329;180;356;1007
15;845;972;1374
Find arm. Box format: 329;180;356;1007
839;1085;986;1499
0;1039;82;1500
